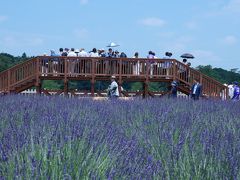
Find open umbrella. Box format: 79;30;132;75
180;53;194;59
106;42;120;48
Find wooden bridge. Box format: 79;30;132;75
0;56;228;99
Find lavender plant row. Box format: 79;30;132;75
0;95;240;179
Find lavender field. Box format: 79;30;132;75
0;95;240;179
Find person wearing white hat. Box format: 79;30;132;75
107;76;119;98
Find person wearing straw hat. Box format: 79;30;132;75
107;76;119;99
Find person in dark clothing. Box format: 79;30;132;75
232;81;240;101
191;79;202;100
120;52;127;58
169;81;178;98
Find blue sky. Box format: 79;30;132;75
0;0;239;70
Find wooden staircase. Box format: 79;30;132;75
0;56;228;99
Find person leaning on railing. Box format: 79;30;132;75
50;49;60;75
162;52;173;79
67;48;77;76
132;52;140;75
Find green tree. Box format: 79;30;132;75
196;65;240;84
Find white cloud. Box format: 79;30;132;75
223;0;240;13
222;35;237;45
203;0;240;17
80;0;89;5
74;28;89;39
139;17;165;27
191;50;221;66
0;15;8;22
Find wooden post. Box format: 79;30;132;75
64;80;68;96
91;58;96;97
119;59;123;97
63;57;69;96
35;57;41;94
173;59;177;81
36;82;42;94
118;81;122;97
7;69;11;94
91;80;95;97
200;74;203;85
143;81;149;98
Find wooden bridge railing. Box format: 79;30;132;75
0;56;228;99
0;59;37;93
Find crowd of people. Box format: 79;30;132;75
43;48;239;101
47;47;128;58
44;48;192;77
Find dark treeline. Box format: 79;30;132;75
0;53;30;72
0;53;239;91
196;65;240;84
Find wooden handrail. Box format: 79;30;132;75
0;56;228;99
0;57;38;93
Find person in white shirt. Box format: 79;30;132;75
228;84;234;99
67;48;77;75
108;76;119;98
89;48;99;57
79;48;89;57
132;52;140;75
67;48;77;57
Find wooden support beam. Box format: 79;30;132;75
143;81;149;98
36;82;42;94
148;91;155;97
64;80;68;96
7;69;11;94
91;80;95;97
55;90;64;96
42;89;51;96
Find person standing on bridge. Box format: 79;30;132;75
132;52;140;75
108;76;119;99
67;48;77;76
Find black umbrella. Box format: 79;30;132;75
180;53;194;59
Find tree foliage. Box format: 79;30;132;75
0;53;30;72
196;65;240;84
